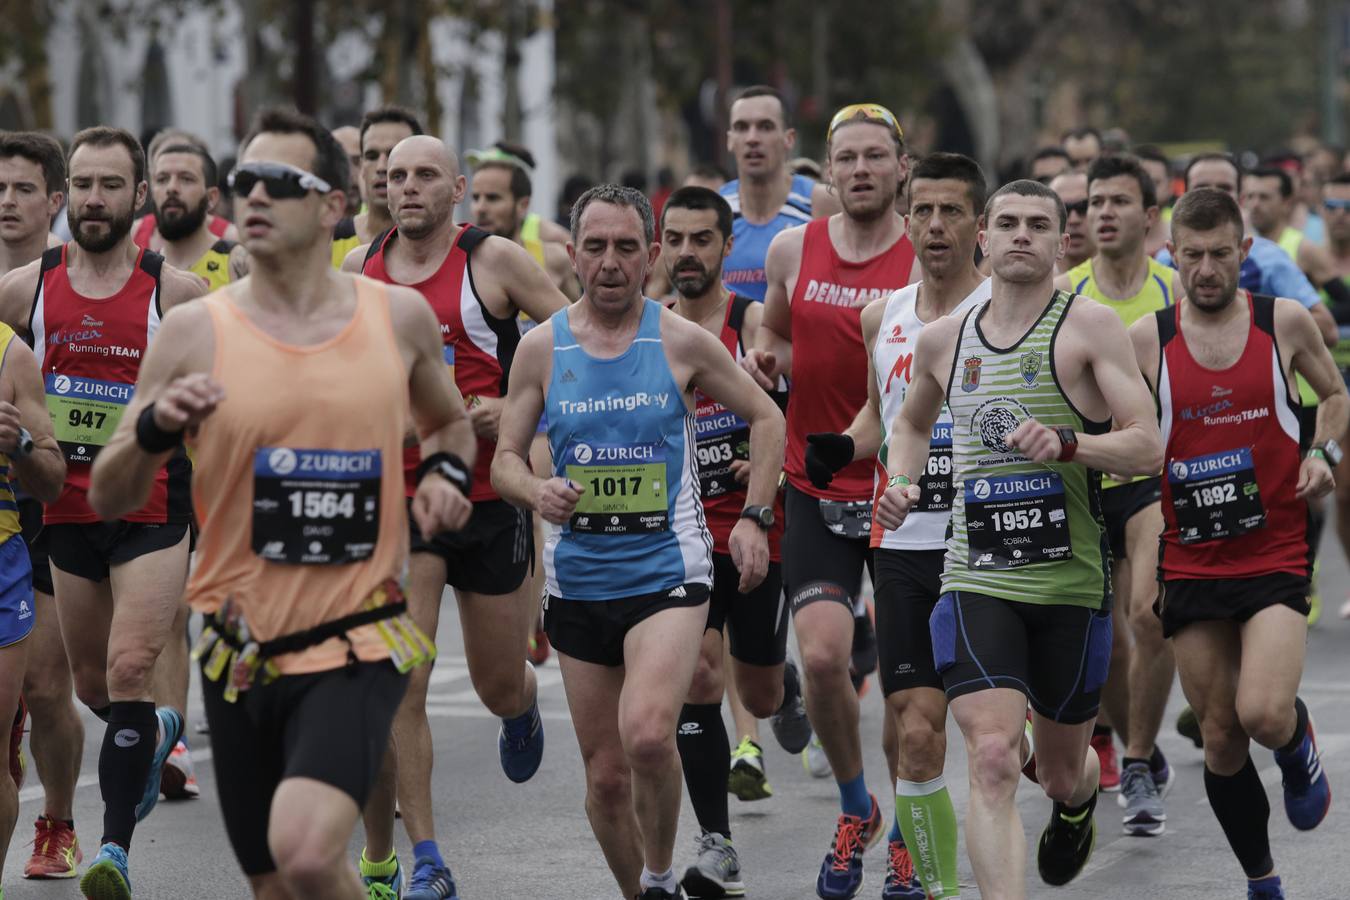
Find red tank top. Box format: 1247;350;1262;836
785;217;914;500
30;245;192;523
133;214;230;249
362;225;518;502
693;295;785;559
1157;293;1308;579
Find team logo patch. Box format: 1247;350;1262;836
206;260;220;272
961;356;982;392
978;406;1021;454
1020;350;1041;386
1170;460;1188;480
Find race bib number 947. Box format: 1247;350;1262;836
45;373;132;463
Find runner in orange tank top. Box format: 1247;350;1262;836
89;107;476;900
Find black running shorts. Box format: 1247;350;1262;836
874;548;946;696
46;520;190;583
544;583;710;668
1157;572;1310;639
18;497;52;596
782;484;873;616
705;554;788;668
1099;476;1162;560
408;498;533;596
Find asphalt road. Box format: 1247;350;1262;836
3;523;1350;899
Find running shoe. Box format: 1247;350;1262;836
1036;790;1097;886
9;694;25;789
24;815;82;879
680;830;745;899
1091;731;1120;792
135;707;184;822
1274;718;1332;831
361;854;403;899
1119;748;1175;807
1176;705;1203;748
770;657;812;754
527;619;550;666
728;737;773;801
160;738;200;800
405;856;458;900
638;887;686;900
1120;762;1165;836
802;735;832;779
815;795;884;899
880;839;926;899
1248;876;1286;899
498;699;544;783
80;842;131;900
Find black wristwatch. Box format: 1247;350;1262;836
11;427;32;460
1310;439;1343;466
414;452;472;496
740;505;775;530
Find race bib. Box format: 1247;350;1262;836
1167;448;1264;544
694;397;749;499
820;498;873;540
252;447;382;564
917;422;955;513
564;441;668;534
45;373;132;464
965;471;1072;569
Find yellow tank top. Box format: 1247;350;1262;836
189;240;235;293
0;325;21;542
331;217;362;271
186;280;411;675
1279;226;1304;264
1066;256;1176;326
521;213;547;268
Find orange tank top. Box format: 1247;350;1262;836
186;278;410;675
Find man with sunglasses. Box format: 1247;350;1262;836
742;102;918;900
342;134;568;899
89;105;476;900
1049;171;1094;274
0;126;208;897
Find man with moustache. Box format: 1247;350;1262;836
741;103;918;899
132;131;236;251
1050;170;1094;274
0;126;206;897
149;142;248;291
345;134;568;899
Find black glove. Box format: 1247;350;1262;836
805;432;855;490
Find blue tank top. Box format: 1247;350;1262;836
544;299;714;600
719;174;814;301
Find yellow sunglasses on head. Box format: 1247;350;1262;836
826;103;904;144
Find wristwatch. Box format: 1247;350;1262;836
740;505;775;530
1310;439;1343;466
11;427;32;460
1055;427;1078;462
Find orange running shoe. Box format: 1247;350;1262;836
528;619;550;666
24;815;82;879
1092;731;1121;792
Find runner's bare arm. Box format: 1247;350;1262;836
746;226;803;386
88;301;217;519
0;259;41;336
1277;298;1349;496
1059;303;1162;476
875;317;955;530
1128;315;1162;393
0;339;64;502
484;237;570;323
158;263;209;312
340;243;372;274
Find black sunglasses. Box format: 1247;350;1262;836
1063;199;1089;217
228;162;333;200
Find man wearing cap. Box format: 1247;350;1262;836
741;102;918;899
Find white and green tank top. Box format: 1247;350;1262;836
942;290;1110;609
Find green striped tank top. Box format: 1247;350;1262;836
943;290;1110;609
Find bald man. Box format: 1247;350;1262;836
342;135;570;896
331;125;363;217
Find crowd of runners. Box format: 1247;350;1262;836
0;83;1340;900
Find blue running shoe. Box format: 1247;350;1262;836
360;854;403;899
499;700;544;783
1274;718;1331;830
80;842;131;900
135;707;183;822
405;856;459;900
881;839;926;899
815;795;883;899
1248;875;1285;899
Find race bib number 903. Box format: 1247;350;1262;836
252;447;382;564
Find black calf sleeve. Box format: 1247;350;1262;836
1204;756;1273;879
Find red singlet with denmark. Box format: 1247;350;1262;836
694;294;784;558
29;245;192;524
1156;293;1308;579
784;217;914;500
362;224;519;501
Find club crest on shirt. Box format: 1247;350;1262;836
1020;350;1041;386
961;356;982;392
